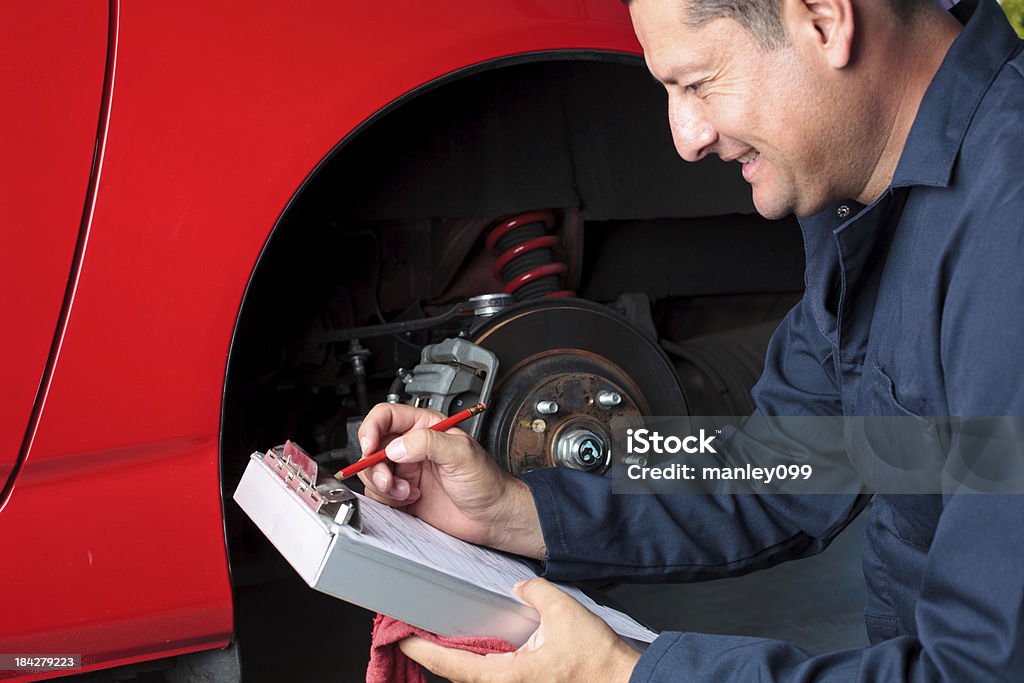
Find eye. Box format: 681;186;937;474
684;80;707;96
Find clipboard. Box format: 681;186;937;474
232;442;657;647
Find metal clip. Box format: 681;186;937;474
264;441;361;530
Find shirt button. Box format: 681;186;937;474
837;205;850;219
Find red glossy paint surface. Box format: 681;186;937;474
0;2;107;491
0;1;640;678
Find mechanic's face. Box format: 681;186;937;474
630;0;849;219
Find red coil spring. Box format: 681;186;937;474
485;210;574;300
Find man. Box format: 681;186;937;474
358;0;1024;680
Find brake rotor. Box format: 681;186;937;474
470;298;687;474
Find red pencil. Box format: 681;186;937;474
334;402;487;480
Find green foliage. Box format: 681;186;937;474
1002;0;1024;38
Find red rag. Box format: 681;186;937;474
366;613;517;683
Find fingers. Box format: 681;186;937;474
356;403;443;502
399;636;509;683
356;460;398;495
512;578;633;675
360;427;480;504
401;582;637;683
358;459;421;504
356;403;445;454
361;474;420;506
385;428;481;469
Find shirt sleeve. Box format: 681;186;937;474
522;297;868;583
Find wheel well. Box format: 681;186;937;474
221;54;803;577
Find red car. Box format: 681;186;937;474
2;1;803;680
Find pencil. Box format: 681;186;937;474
334;402;487;480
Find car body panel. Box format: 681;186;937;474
0;1;107;493
0;1;641;678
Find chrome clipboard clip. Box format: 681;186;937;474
262;440;361;531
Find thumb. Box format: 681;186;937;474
385;428;477;467
513;578;577;618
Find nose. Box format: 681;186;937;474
668;95;717;162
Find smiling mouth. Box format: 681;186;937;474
737;149;761;182
737;150;760;164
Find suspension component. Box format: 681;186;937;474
345;339;371;414
485;210;574;300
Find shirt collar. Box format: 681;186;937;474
891;0;1023;188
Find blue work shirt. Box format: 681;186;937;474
521;1;1024;680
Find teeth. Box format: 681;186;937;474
738;151;760;164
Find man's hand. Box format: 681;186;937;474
356;403;546;559
399;578;641;683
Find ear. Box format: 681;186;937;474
782;0;855;69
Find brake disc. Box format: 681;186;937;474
470;298;687;474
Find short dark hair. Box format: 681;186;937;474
624;0;930;51
682;0;788;49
